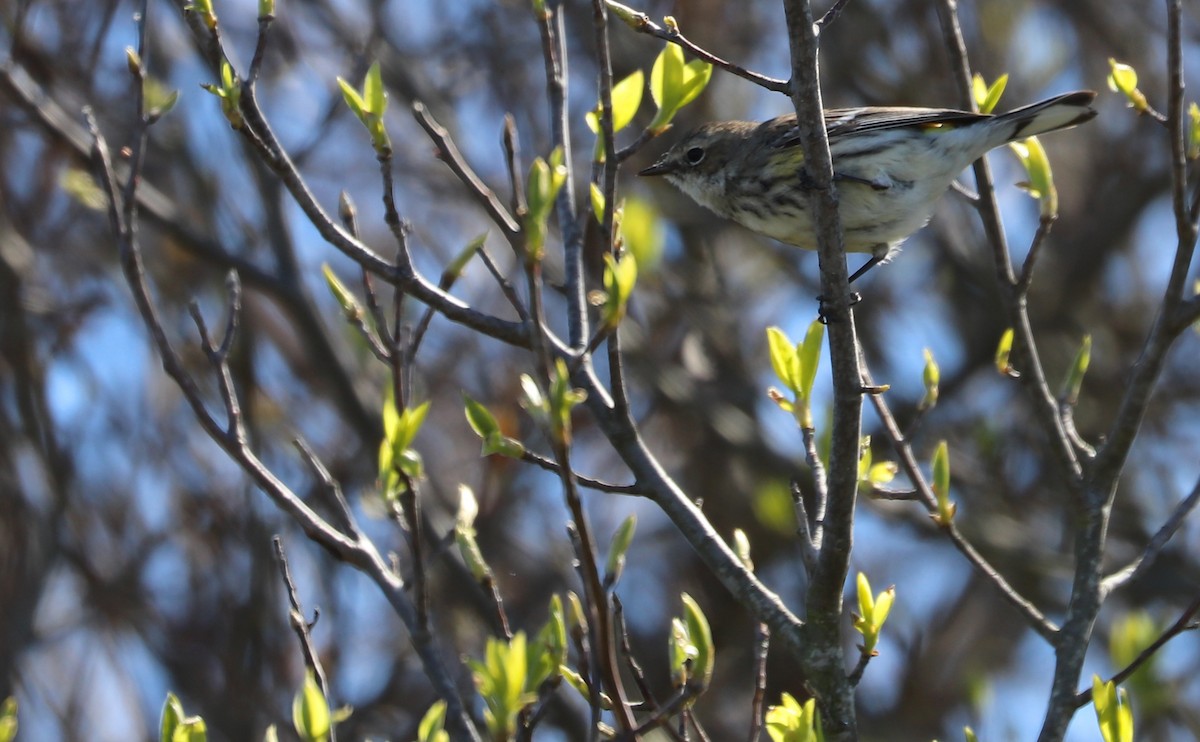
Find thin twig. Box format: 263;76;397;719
862;366;1059;641
88;64;483;742
1071;592;1200;709
412;101;521;239
272;536;337;742
520;450;641;494
1101;474;1200;596
747;622;770;742
606;2;788;93
1015;215;1056;295
293;437;361;540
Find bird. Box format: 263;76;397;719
639;91;1097;284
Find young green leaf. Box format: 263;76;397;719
798;320;824;403
610;69;645;133
1107;58;1148;113
1010;136;1057;218
1188;103;1200;160
765;692;823;742
292;670;331;742
766;326;801;394
1061;333;1092;406
680;593;714;690
920;348;940;410
463;393;501;440
322;264;364;321
931;441;955;525
972;73;1008;114
732;529;753;571
0;697;15;742
649;44;712;130
605;515;637;585
619;197;664;271
590;183;606;223
995;327;1015;376
416;701;449;742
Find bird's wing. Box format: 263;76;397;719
768;107;992;149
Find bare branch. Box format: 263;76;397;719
1102;474;1200;596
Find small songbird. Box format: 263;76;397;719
640;91;1097;283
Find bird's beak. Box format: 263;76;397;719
638;157;675;177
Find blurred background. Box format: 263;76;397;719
2;0;1199;739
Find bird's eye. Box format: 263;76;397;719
685;146;705;165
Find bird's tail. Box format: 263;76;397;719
997;91;1098;141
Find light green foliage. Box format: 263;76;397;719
263;724;278;742
469;631;555;739
732;529;753;571
259;0;275;17
160;693;208;742
0;697;17;742
590;183;606;223
125;46;142;76
60;168;108;211
649;44;712;131
1188;103;1200;160
144;76;181;123
200;61;243;129
415;701;450;742
766;321;824;429
1108;59;1148;113
1092;676;1134;742
467;608;568;737
463;393;525;458
455;484;493;582
931;440;955;526
445;233;487;281
972;73;1009;114
321;264;365;323
586;70;645;160
292;670;331;742
603;0;646;28
857;438;897;491
921;348;940;410
530;596;568;688
184;0;218;29
1110;611;1168;716
852;572;895;655
1061;334;1092;405
753;478;797;535
605;515;637;585
599;251;638;329
618;196;664;272
1010;137;1058;218
963;727;978;742
377;389;430;502
337;62;390;153
765;693;824;742
519;359;587;446
669;593;714;691
995;328;1015;375
524;148;568;260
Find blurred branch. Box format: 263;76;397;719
87;14;483;734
